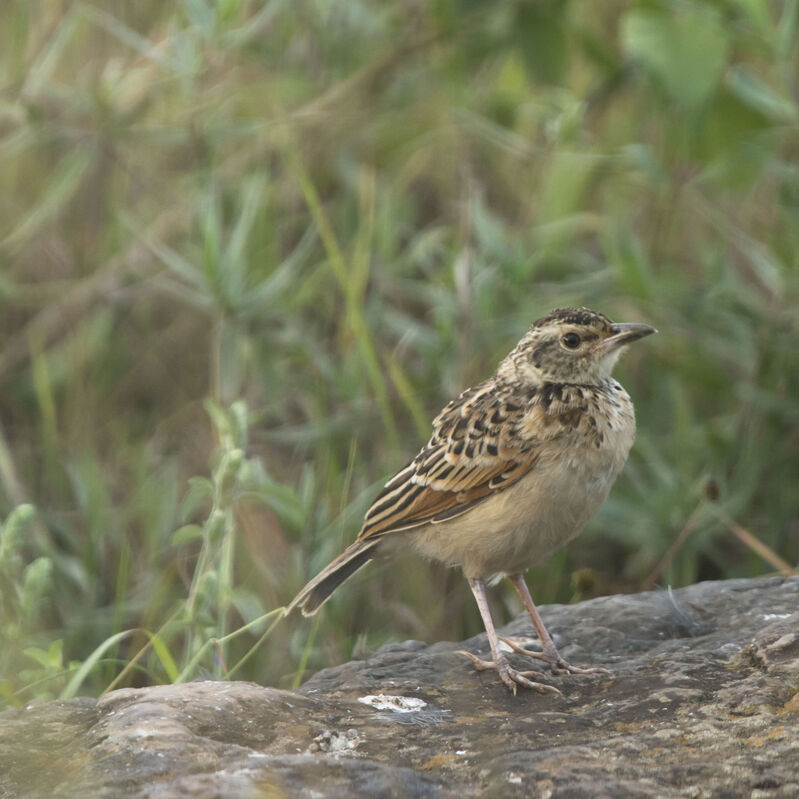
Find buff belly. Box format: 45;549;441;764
404;430;633;579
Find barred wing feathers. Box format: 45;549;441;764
358;381;556;540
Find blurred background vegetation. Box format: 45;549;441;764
0;0;797;703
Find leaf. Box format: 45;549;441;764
171;524;204;546
0;679;16;703
204;399;233;445
603;223;653;299
80;6;180;71
2;147;93;249
515;3;569;85
181;477;215;523
622;6;730;108
776;0;799;59
23;641;62;670
121;212;210;298
22;5;81;98
0;504;35;559
47;638;63;665
228;400;250;450
230;588;267;632
726;65;798;123
241;226;316;316
535;152;602;226
200;188;223;285
59;629;136;699
224;176;265;280
184;0;217;40
147;632;180;683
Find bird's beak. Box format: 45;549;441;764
602;322;657;352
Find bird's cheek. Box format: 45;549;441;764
517;361;544;385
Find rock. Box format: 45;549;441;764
2;576;798;798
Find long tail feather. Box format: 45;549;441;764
288;540;378;616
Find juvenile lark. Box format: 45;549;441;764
290;307;656;694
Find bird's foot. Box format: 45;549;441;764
456;649;562;696
499;636;609;676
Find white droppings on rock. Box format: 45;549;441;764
357;694;427;713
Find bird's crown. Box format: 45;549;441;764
532;307;613;330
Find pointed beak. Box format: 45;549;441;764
602;322;657;352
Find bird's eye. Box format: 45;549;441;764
561;332;581;350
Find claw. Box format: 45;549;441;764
550;660;609;676
456;650;561;696
455;649;500;671
498;636;609;676
499;636;547;661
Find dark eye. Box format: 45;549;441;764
561;332;581;349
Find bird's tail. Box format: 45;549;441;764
287;539;378;617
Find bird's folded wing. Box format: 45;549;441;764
358;381;560;540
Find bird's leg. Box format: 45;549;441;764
457;577;561;696
504;573;608;676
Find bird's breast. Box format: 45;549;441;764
407;381;636;579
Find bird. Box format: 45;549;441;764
288;307;656;694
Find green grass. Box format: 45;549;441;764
0;0;797;703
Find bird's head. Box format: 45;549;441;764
498;307;656;387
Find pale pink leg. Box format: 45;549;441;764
456;577;561;696
505;573;608;676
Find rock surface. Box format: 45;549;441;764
2;576;799;798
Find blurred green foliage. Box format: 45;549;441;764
0;0;797;701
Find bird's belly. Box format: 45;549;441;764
407;434;632;579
